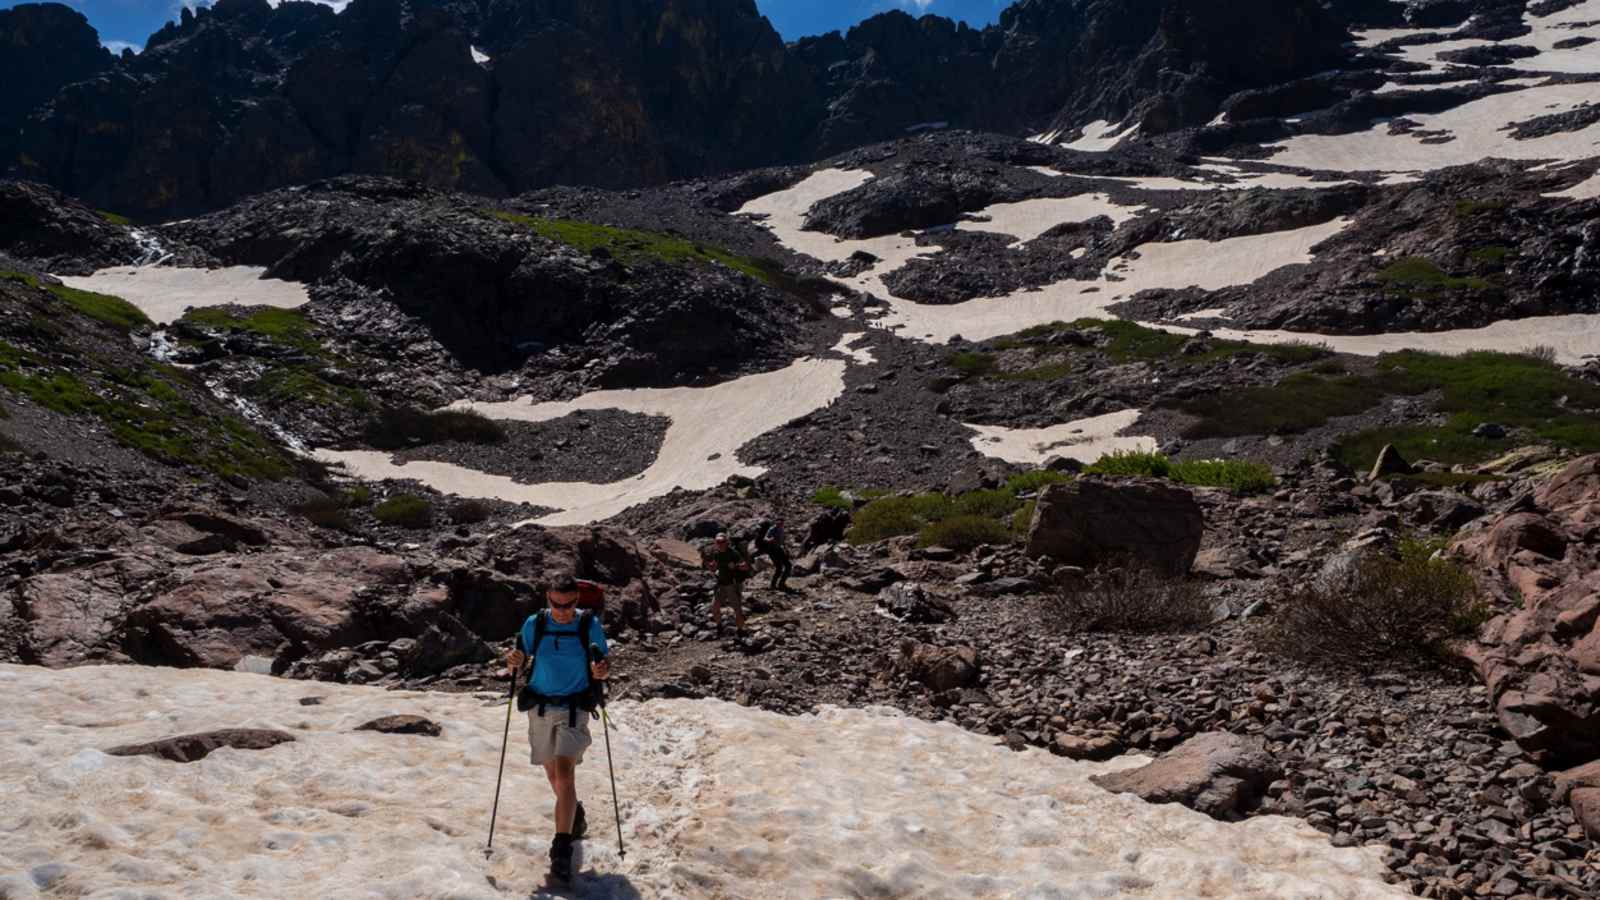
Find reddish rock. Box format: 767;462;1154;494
1458;455;1600;762
897;642;979;692
1089;731;1279;821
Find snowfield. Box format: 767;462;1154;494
57;266;309;325
0;664;1408;899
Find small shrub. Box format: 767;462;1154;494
374;494;434;528
1010;499;1037;537
1264;549;1487;669
365;407;507;449
1050;564;1215;633
811;485;852;510
345;484;373;506
448;498;493;525
98;210;132;227
918;515;1012;550
294;494;354;531
953;487;1021;519
1468;245;1514;266
1085;450;1171;478
948;351;996;378
1521;345;1557;363
1004;469;1072;495
846;493;952;544
1376;256;1490;292
1168;459;1277;495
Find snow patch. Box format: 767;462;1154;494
955;194;1143;246
56;266;310;326
0;663;1409;899
1062;120;1139;152
317;357;846;526
967;410;1157;465
470;46;491;66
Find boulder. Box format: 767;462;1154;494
1052;733;1125;761
106;728;295;763
1024;480;1203;576
1458;455;1600;762
356;715;442;737
876;582;956;624
1089;731;1279;821
897;642;979;692
802;508;851;552
1369;444;1413;480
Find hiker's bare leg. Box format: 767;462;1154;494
543;757;578;833
733;592;746;631
710;596;723;630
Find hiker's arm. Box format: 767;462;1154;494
588;619;610;680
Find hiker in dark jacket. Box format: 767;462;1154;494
758;517;793;591
703;532;751;634
504;576;610;884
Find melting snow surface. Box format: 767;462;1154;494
56;266;310;325
956;194;1144;246
0;663;1408;899
317;357;846;526
1061;120;1139;151
967;410;1157;465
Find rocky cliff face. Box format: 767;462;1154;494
0;0;1363;216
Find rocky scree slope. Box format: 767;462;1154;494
0;0;1383;216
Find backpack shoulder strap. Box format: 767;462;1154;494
527;610;548;661
577;611;596;657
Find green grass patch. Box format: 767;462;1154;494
0;343;291;479
365;407;507;450
97;210;132;227
1169;458;1277;495
986;319;1328;367
1376;257;1490;292
918;515;1012;550
1;270;150;332
244;366;372;412
1173;370;1421;439
1467;245;1514;266
1085;450;1275;494
1011;499;1037;536
1004;469;1073;495
1454;199;1507;217
811;485;852;510
1333;349;1600;469
948;351;996;378
491;211;780;285
374;494;434;528
179;307;324;356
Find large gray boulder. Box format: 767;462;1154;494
1090;731;1279;821
1024;479;1204;576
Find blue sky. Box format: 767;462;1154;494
5;0;1005;52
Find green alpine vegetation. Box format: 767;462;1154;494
179;306;325;356
374;493;435;528
843;469;1072;548
364;407;507;450
1;270;151;332
1375;256;1491;293
0;342;293;480
1084;450;1277;495
490;211;782;286
97;210;132;227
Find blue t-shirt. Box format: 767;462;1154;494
518;612;608;699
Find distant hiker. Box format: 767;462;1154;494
703;532;751;634
757;517;793;591
504;576;611;885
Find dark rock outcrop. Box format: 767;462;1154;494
356;714;442;737
0;180;145;273
106;728;296;763
0;4;112;133
1;0;1359;216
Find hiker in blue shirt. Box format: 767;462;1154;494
504;576;610;884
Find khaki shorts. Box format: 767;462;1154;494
713;581;743;607
527;704;593;765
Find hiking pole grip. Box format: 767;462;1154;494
590;643;625;860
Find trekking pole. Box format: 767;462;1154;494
485;664;519;856
590;644;626;860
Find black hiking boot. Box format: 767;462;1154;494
572;802;588;840
548;834;574;884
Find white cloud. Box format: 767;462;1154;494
102;40;144;54
897;0;937;9
174;0;353;13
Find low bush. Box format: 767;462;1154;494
365;407;507;449
1376;256;1490;292
1010;499;1037;537
1050;564;1215;633
948;351;996;378
1168;459;1277;495
374;494;434;528
918;515;1011;550
811;485;852;510
1084;450;1170;478
952;487;1021;519
846;492;953;544
1264;544;1488;669
294;494;354;531
448;498;493;525
1005;469;1073;494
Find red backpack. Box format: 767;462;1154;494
575;579;606;614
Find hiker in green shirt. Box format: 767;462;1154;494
703;532;751;635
